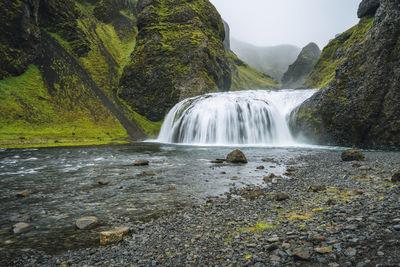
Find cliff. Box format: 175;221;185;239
292;0;400;149
0;0;270;147
281;42;320;89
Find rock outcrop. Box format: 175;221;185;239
358;0;380;18
292;0;400;149
118;0;232;121
281;42;320;89
223;20;230;51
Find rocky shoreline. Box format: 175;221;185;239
11;150;400;266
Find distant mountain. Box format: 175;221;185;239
230;38;301;81
281;42;321;89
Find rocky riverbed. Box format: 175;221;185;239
9;150;400;266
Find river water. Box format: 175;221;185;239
1;89;331;261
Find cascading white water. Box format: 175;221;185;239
157;89;317;146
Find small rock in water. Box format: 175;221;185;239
308;184;326;192
286;167;296;172
256;165;265;170
315;246;333;254
140;171;156;176
133;159;149;166
16;190;31;198
262;157;278;164
392;172;400;183
100;226;130;245
263;176;269;183
211;159;224;164
75;216;98;230
341;149;365;161
231;176;240;181
168;184;176;191
13;222;32;234
267;236;280;243
226;150;248;163
293;247;310;260
274;192;290;201
98;179;110;186
268;173;279;179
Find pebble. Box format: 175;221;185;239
344;247;357;257
315;246;333;254
98;179;110;185
274;192;290;201
293;247;310;260
133;159;149;166
13;222;32;234
16;190;31;198
75;216;98;230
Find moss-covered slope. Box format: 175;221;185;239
302;17;374;89
118;0;233;121
228;53;279;91
0;0;152;147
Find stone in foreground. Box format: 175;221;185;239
293;247;310;260
226;150;248;163
75;216;98;230
16;190;31;198
100;226;130;245
133;159;149;166
274;192;290;201
308;184;326;192
392;172;400;183
341;149;365;161
315;246;333;254
13;222;32;234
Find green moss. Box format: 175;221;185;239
132;112;163;138
228;53;279;90
0;64;128;148
304;17;374;88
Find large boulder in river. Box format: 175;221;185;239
292;0;400;150
226;149;248;163
358;0;380;18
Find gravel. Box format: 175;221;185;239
10;150;400;266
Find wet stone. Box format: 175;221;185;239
133;159;149;166
75;216;98;230
341;149;365;161
16;190;31;198
315;246;333;254
226;150;248;163
308;184;326;192
256;165;265;170
100;226;130;245
274;192;290;201
98;179;110;186
13;222;32;234
293;247;310;260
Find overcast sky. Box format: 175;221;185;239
209;0;362;49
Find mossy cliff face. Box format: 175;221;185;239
292;0;400;149
0;0;41;79
0;0;153;147
118;0;232;121
282;42;320;89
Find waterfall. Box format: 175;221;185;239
156;89;317;145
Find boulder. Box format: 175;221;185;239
226;150;248;163
358;0;380;18
75;216;98;230
392;172;400;183
13;222;32;234
133;159;149;166
274;192;290;201
100;226;130;245
308;184;326;192
98;179;110;185
341;149;365;161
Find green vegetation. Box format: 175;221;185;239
304;17;374;88
231;64;280;91
0;65;128;148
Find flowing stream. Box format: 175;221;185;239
157;89;318;145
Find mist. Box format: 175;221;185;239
210;0;362;48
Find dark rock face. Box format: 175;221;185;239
292;0;400;149
0;0;41;79
223;20;230;51
358;0;380;18
119;0;232;121
282;42;320;88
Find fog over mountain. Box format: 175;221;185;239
230;38;301;81
210;0;361;48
